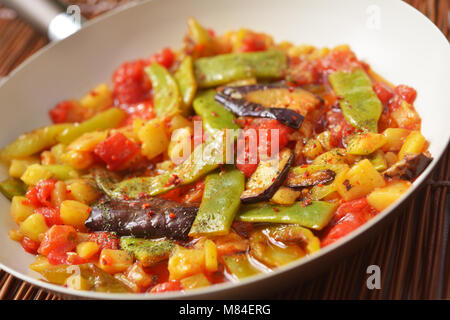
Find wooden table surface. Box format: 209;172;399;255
0;0;448;300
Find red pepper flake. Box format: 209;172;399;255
169;212;176;219
86;207;92;214
300;199;312;207
146;210;156;218
273;207;280;212
142;203;150;209
317;183;324;187
211;111;218;117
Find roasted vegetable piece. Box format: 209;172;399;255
222;254;265;280
30;257;130;293
215;84;310;129
119;237;174;267
85;196;198;241
382;153;432;180
145;63;182;117
240;148;293;204
0;124;72;161
249;224;319;267
174;56;197;112
186;17;214;57
237;201;336;230
329;68;382;132
0;178;26;200
193;90;239;135
368;150;387;172
189;168;245;236
111;137;224;199
194;49;287;88
57;108;126;144
286;166;336;189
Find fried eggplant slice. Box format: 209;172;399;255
383;153;432;180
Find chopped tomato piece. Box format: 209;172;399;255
38;225;78;258
321;198;376;247
87;232;119;250
35;207;62;227
93;132;140;171
112;59;151;105
21;237;40;254
373;82;394;105
394;85;417;104
239;33;267;52
288;57;319;86
25;179;57;207
150;280;183;293
150;47;175;69
49;100;85;124
320;49;360;73
326;108;356;148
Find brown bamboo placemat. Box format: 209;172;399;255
0;0;448;300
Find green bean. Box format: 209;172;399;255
174;56;197;113
189;167;244;236
194;49;287;88
0;178;27;200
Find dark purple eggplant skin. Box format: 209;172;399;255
214;84;305;129
286;169;336;189
240;148;293;204
383;153;432;181
85;197;198;241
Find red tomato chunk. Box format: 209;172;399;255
321;198;376;247
112;59;151;105
38;225;78;264
150;47;175;69
94;132;140;171
25;179;57;207
49;100;85;124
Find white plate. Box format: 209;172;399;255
0;0;449;299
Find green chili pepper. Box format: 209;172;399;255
223;254;265;280
57;108;126;144
0;123;73;161
112;136;225;199
120;237;174;267
0;178;27;200
189;167;244;236
146;63;182;117
193;90;239;135
174;56;197;113
329;68;382;132
194;49;287;88
236;201;337;230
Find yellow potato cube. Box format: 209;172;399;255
9;158;39;178
337;159;386;201
79;83;113;110
382;128;410;152
61;150;94;170
168;246;205;280
204;239;218;273
60;200;91;226
180;273;211;290
367;180;411;211
8;229;24;242
398;131;427;160
303;138;324;159
271;186;301;205
99;249;133;274
76;241;100;259
10;196;35;224
138;119;169;160
30;255;52;273
20;213;48;241
65;274;91;291
168;114;193;133
20;164;52;185
126;263;153;288
346;132;387;155
66;180;99;204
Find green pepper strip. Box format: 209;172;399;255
120;237;174;267
174;56;197;113
236;201;337;230
57;108;126;144
193;90;239;135
328;68;382;133
146;63;182;117
112;135;225;199
194;49;287;88
0;178;27;200
0;123;72;161
189;167;244;237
